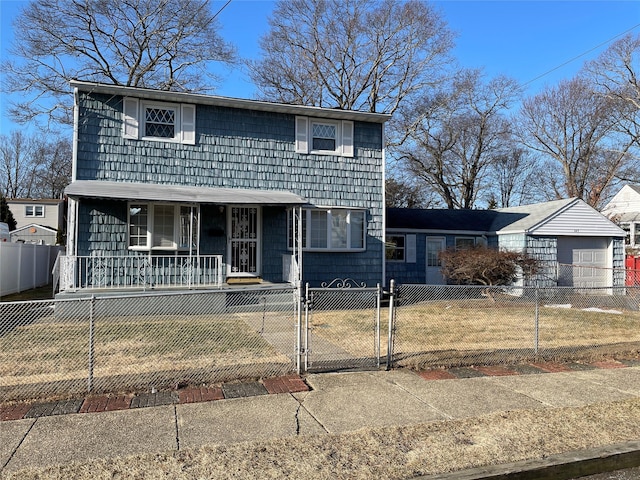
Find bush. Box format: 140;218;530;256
440;245;539;286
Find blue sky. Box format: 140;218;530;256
1;0;639;135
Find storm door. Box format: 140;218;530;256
228;206;261;277
426;237;446;285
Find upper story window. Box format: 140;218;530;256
295;116;354;157
622;222;640;246
123;97;196;145
145;106;176;139
311;121;337;153
288;207;366;252
25;205;45;217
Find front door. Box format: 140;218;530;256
426;237;446;284
228;206;261;277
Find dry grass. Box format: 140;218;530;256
310;299;640;362
0;314;288;388
4;399;640;479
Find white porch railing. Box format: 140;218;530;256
59;254;224;292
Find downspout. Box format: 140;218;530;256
68;87;80;258
381;122;387;288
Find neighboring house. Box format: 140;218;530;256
6;199;65;245
601;184;640;251
62;81;389;291
386;198;625;288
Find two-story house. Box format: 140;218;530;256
7;198;65;245
61;81;389;291
602;184;640;251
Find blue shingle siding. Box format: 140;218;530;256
77;199;128;257
75;91;385;287
612;237;625;288
524;236;558;287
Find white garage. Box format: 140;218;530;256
557;237;609;288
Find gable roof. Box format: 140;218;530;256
387;198;624;237
70;80;391;124
494;198;576;233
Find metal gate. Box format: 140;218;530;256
299;279;382;372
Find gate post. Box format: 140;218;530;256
296;283;305;374
386;279;395;370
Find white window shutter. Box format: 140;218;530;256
406;234;417;263
342;120;354;157
295;116;309;153
123;97;139;139
181;104;196;145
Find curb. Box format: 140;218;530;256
419;441;640;480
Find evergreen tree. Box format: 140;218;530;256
0;196;17;230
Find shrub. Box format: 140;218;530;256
440;245;539;286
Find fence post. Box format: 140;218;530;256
88;295;95;392
386;279;395;371
376;283;381;368
534;285;540;355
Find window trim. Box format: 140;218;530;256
385;235;406;262
295;116;354;157
310;119;340;155
142;102;179;142
455;237;476;250
122;97;196;145
288;207;366;252
127;202;199;252
25;205;45;217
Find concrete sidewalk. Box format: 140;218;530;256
2;361;640;476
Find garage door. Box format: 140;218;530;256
557;237;609;288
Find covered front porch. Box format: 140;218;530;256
62;181;306;293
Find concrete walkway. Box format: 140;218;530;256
2;361;640;477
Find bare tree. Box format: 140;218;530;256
250;0;454;113
396;69;521;209
516;76;637;207
0;132;39;198
385;177;435;208
585;33;640;113
31;138;73;198
2;0;237;126
488;145;539;208
0;132;72;199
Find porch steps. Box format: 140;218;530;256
226;277;263;286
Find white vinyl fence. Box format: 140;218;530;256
0;243;63;296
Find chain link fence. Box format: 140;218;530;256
391;284;640;369
303;284;382;372
0;287;298;403
3;283;640;403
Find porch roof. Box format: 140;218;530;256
65;180;306;205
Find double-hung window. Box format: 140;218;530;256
25;205;45;217
128;203;199;251
289;208;366;251
295;116;354;157
385;235;405;261
455;237;476;250
123;97;196;144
